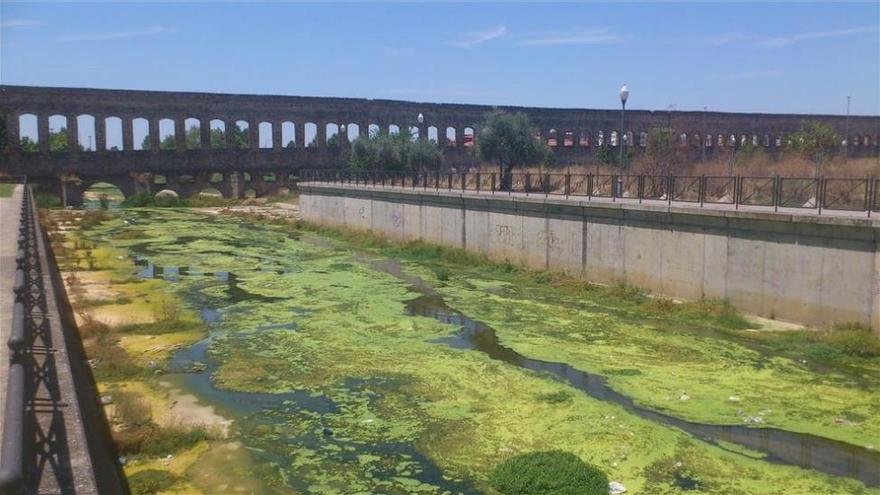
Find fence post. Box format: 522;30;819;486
667;176;673;205
525;173;531;196
476;172;481;193
564;173;571;197
491;173;496;194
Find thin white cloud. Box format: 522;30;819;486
728;70;786;79
709;32;751;46
56;26;176;43
516;27;626;46
1;19;42;28
451;25;507;48
756;25;877;47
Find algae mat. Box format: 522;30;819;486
61;208;879;494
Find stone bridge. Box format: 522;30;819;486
0;85;877;205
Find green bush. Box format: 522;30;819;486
489;450;608;495
128;469;179;495
36;192;61;208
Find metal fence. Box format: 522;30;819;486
301;170;879;216
0;183;32;495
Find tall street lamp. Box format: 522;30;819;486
417;113;424;172
844;96;850;164
619;84;629;168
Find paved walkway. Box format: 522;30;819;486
0;184;22;441
301;182;879;224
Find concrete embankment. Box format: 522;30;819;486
299;184;880;333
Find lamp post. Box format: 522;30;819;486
417;113;424;172
844;95;850;164
618;85;629;168
701;106;707;163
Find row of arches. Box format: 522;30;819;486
13;113;479;153
540;128;880;149
14;112;879;154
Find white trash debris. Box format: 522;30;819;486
609;481;627;494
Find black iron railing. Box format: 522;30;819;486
301;170;879;216
0;182;31;495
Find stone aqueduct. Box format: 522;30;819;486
0;85;878;205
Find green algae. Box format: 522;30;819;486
49;207;880;494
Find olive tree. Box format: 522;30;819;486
475;110;552;190
790;121;839;177
348;132;442;173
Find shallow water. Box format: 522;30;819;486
369;260;880;486
66;208;880;494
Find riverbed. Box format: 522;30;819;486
48;206;880;494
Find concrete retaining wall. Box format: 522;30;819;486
300;184;880;332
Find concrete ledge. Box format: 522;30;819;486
300;183;880;332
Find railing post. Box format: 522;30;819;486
699;175;706;207
461;172;467;192
491;173;496;194
774;175;780;212
564;173;571;197
735;175;741;210
476;172;481;193
525;173;531;196
588;174;593;200
667;176;673;205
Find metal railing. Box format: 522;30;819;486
301;170;879;216
0;183;32;494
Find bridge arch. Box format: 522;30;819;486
76;114;96;151
368;124;380;138
18;113;38;151
233;120;250;149
346;123;360;141
463;127;474;147
105;116;123;151
210;119;226;148
158;118;175;150
326;123;339;146
132;117;149;150
388;124;400;136
185;117;201;149
304;122;318;147
258;121;273;149
48;115;69;152
427;126;438;143
281;121;295;148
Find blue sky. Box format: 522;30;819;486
1;2;878;115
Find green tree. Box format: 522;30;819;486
474;110;552;190
210;127;225;148
641;127;685;176
50;128;70;152
20;136;39;152
230;124;249;149
348;132;442;173
185;125;201;149
790;121;839;176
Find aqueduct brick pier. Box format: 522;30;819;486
1;85;878;205
300;184;880;333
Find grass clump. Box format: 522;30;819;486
489;450;608;495
114;422;209;458
535;391;573;404
128;469;180;495
816;323;880;358
121;192;187;208
434;266;451;282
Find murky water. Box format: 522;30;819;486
378;265;880;487
75;208;880;493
